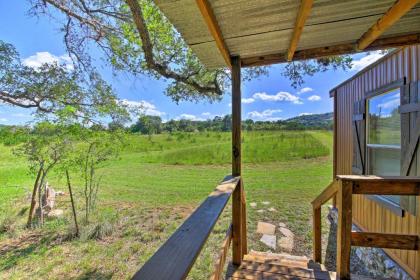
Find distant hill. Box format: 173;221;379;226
285;112;333;129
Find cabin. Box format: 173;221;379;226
331;45;420;278
133;0;420;279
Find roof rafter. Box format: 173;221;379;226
196;0;232;68
287;0;313;61
357;0;420;50
241;33;420;67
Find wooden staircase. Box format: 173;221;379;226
226;251;336;280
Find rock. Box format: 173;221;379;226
47;209;64;218
262;201;270;205
55;191;65;196
250;202;257;208
279;227;294;238
256;209;265;213
257;222;276;235
268;207;277;212
279;236;294;253
260;234;276;250
279;222;286;228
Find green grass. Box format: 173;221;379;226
0;130;333;279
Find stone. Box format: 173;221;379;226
250;202;257;208
262;201;270;205
260;234;276;250
257;222;276;235
268;207;277;212
279;227;294;238
47;209;64;218
256;209;265;213
55;191;65;196
279;236;294;253
278;222;286;228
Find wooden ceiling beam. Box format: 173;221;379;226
196;0;232;68
241;33;420;68
287;0;313;61
357;0;420;50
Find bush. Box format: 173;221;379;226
80;221;113;241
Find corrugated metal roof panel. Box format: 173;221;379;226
155;0;420;69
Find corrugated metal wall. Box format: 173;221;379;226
333;45;420;277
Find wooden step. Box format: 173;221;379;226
227;252;335;280
226;252;379;280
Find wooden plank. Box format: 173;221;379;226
210;224;232;280
240;179;248;256
229;267;335;280
357;0;420;50
237;261;333;280
311;181;338;209
352;181;420;195
132;176;240;280
336;180;353;279
312;206;322;263
351;232;419;250
241;34;420;67
195;0;231;68
286;0;313;61
337;175;420;182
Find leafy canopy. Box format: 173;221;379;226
0;40;128;124
30;0;353;103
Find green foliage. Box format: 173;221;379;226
0;40;129;124
130;115;162;134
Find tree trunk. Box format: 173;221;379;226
66;170;79;236
27;166;43;228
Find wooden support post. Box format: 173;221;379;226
416;195;420;279
336;180;353;279
312;206;322;262
231;56;245;265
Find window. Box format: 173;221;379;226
366;88;401;205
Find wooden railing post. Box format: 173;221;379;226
336;179;353;279
231;55;246;265
312;205;322;262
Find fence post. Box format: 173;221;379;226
313;205;322;262
336;179;353;279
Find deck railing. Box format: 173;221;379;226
132;175;247;280
312;175;420;279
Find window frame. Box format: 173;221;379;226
364;79;405;217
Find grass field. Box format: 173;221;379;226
0;130;333;279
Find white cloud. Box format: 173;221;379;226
247;109;282;119
119;99;166;117
252;91;302;104
308;95;321;101
177;114;204;121
228;103;232;107
299;112;314;116
241;98;255;104
23;52;74;71
0;118;8;122
351;51;385;71
202;112;211;116
297;87;313;94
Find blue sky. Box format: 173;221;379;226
0;1;385;125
